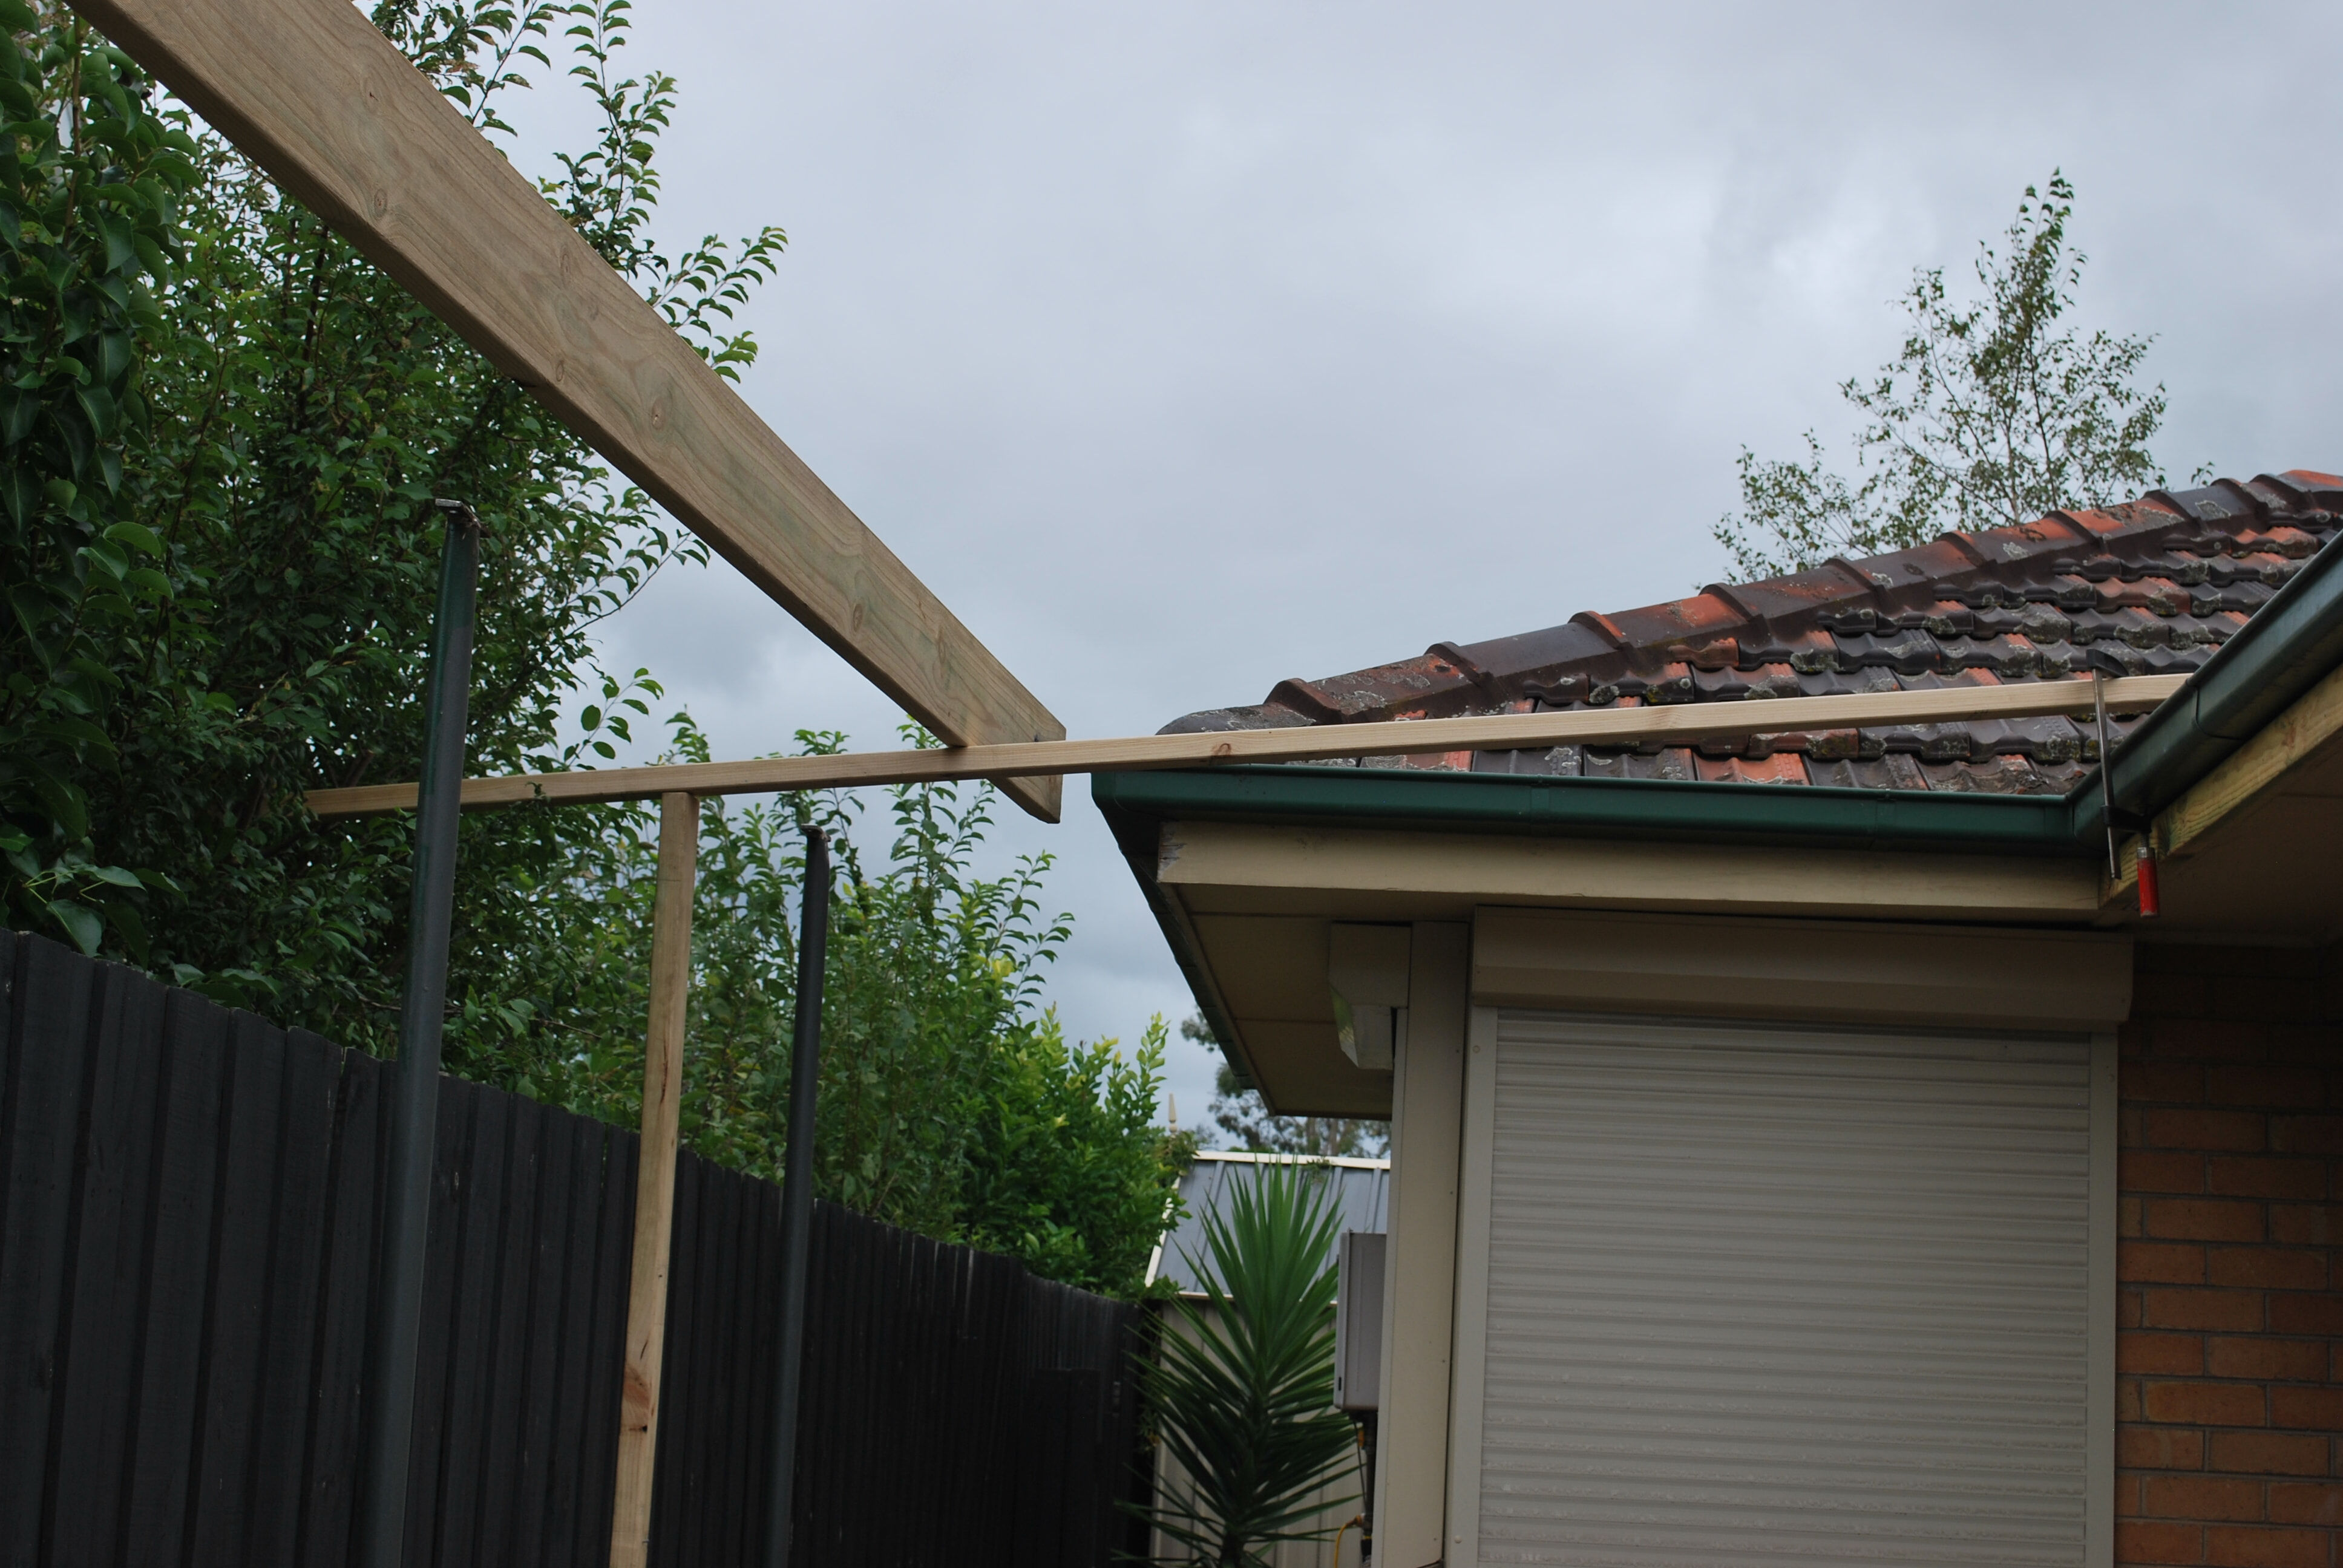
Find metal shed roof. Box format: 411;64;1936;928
1147;1151;1390;1296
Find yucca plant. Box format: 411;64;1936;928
1134;1161;1361;1566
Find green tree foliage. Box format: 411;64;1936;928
0;1;1184;1298
1136;1161;1361;1565
463;720;1191;1297
1188;1015;1387;1159
1716;173;2181;580
0;4;199;956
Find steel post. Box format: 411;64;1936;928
764;825;830;1568
359;500;480;1568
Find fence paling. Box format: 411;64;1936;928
0;929;1146;1568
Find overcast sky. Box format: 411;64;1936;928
496;1;2342;1131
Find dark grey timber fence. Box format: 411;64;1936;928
0;930;1150;1566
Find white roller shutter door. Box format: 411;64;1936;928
1470;1011;2096;1567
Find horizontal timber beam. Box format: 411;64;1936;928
73;0;1066;822
308;673;2188;818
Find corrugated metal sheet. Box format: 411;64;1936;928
1477;1012;2092;1566
1150;1152;1389;1295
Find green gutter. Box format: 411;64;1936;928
1094;765;2080;860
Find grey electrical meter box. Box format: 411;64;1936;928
1334;1230;1386;1414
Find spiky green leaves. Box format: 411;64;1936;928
1138;1162;1362;1566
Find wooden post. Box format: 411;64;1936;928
609;792;698;1568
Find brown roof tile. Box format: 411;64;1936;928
1160;471;2343;793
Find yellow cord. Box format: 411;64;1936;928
1332;1511;1363;1565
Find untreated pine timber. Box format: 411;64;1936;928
69;0;1066;823
610;793;698;1568
307;673;2191;818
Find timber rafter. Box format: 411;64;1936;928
71;0;1067;820
309;673;2188;817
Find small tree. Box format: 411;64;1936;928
1136;1161;1360;1566
1716;172;2183;580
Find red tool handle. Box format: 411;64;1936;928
2136;842;2160;919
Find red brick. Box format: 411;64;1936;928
2210;1249;2329;1292
2117;1518;2205;1564
2125;1331;2209;1375
2206;1524;2329;1567
2152;1019;2273;1062
2145;1289;2267;1333
2209;1067;2327;1109
2125;1241;2211;1284
2267;1481;2343;1525
2145;1474;2267;1520
2129;1060;2210;1102
2207;1337;2330;1382
2189;946;2324;980
2125;1195;2147;1238
2209;1431;2330;1477
2207;1158;2328;1201
2267;1206;2343;1246
2270;1116;2343;1155
2148;1109;2272;1152
2208;973;2325;1025
2127;1423;2210;1470
2122;1376;2146;1421
2133;965;2211;1013
2115;1520;2202;1564
2270;1387;2343;1431
2130;1150;2213;1194
2269;1293;2343;1335
2266;1024;2342;1067
2148;1200;2270;1243
2147;1380;2270;1426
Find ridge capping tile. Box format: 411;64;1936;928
1701;582;1760;620
1823;555;1893;593
1570;610;1631;650
1938;531;1993;567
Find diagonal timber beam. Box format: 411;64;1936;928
73;0;1066;821
307;673;2189;818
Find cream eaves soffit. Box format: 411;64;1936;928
1157;820;2102;925
75;0;1067;822
1155;825;2128;1117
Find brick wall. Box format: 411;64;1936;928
2119;940;2343;1567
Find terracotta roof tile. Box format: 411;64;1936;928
1162;471;2342;794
